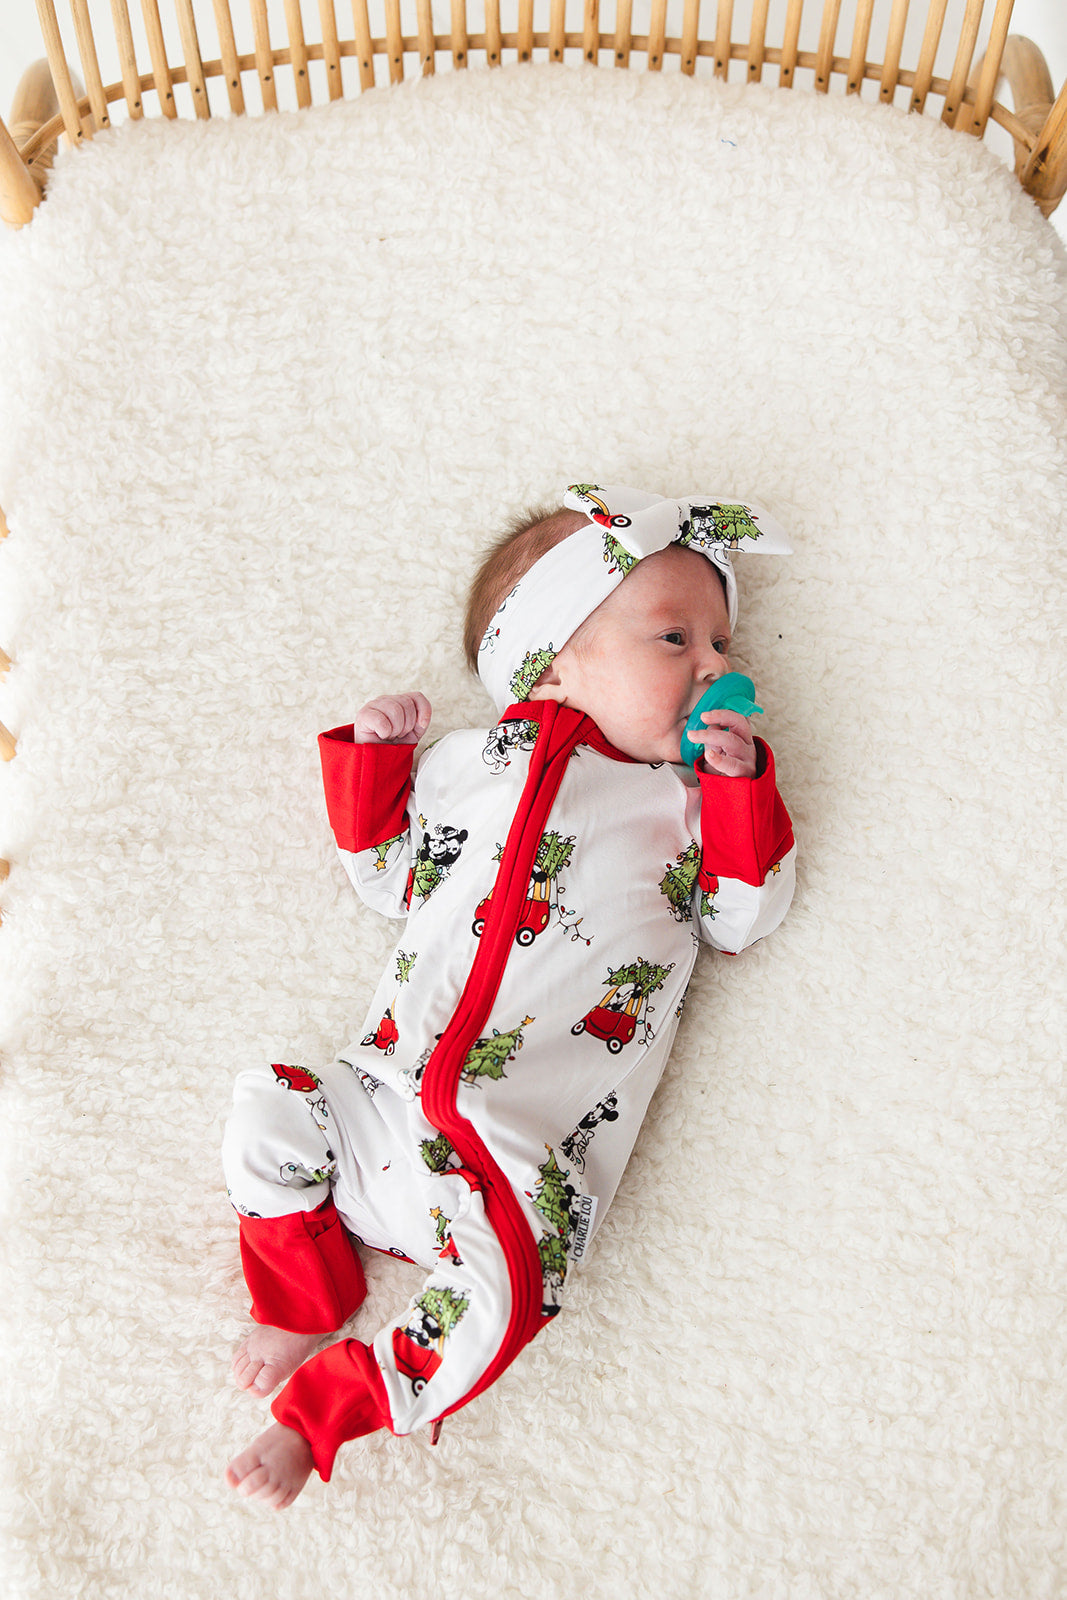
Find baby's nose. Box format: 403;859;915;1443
699;651;729;681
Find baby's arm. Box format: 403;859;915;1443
694;738;795;951
319;692;431;917
351;691;432;746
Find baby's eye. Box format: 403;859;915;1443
713;639;729;655
661;630;686;646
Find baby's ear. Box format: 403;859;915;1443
527;661;565;702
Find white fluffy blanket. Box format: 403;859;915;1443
0;63;1064;1600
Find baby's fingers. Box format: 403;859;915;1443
353;692;432;744
690;712;756;778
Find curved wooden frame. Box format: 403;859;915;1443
1;0;1065;230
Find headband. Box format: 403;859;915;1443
476;483;792;711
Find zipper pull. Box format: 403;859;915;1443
430;1418;444;1446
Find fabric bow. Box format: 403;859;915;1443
476;483;792;712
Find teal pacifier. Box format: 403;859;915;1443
679;673;763;768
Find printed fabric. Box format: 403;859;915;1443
246;702;794;1477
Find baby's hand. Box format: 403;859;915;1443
351;692;432;745
688;709;758;780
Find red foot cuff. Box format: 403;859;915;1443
239;1202;367;1334
272;1338;393;1481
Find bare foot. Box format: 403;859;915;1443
226;1423;314;1509
232;1325;322;1398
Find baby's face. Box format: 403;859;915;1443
529;545;734;763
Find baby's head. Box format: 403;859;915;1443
466;485;791;764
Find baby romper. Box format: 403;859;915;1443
223;697;795;1479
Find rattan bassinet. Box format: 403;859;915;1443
0;0;1064;806
0;0;1064;1586
1;0;1065;234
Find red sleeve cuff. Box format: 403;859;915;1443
272;1339;394;1480
697;737;794;887
318;726;416;855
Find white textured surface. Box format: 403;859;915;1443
0;64;1064;1600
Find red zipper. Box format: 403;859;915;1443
419;701;592;1415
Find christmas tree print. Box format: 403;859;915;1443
607;958;674;1006
531;1147;573;1295
602;530;638;575
510;647;557;703
681;502;763;548
660;843;701;921
413;1285;470;1345
460;1016;535;1084
536;830;575;881
371;833;405;872
429;1206;451;1251
420;1132;457;1173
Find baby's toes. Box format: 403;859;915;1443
232;1348;264;1392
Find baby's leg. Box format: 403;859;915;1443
222;1065;369;1396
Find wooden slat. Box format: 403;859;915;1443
815;0;842;92
284;0;313;104
451;0;469;67
350;0;376;88
175;0;210;116
846;0;875;94
747;0;769;83
965;0;1014;137
250;0;278;109
110;0;144;117
779;0;803;88
385;0;405;80
942;0;983;125
879;0;910;103
582;0;599;64
910;0;949;112
713;0;732;80
71;0;111;129
647;0;667;70
418;0;438;72
613;0;631;67
142;0;179;115
556;0;572;61
517;0;534;61
550;0;567;61
679;0;701;77
0;722;16;761
34;0;88;141
318;0;344;96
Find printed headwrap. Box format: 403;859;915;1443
477;483;793;711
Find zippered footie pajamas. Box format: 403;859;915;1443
222;485;797;1481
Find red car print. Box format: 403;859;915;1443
570;1005;638;1054
392;1327;442;1395
271;1063;320;1093
472;894;551;947
361;1011;398;1055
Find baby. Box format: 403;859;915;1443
223;483;796;1507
